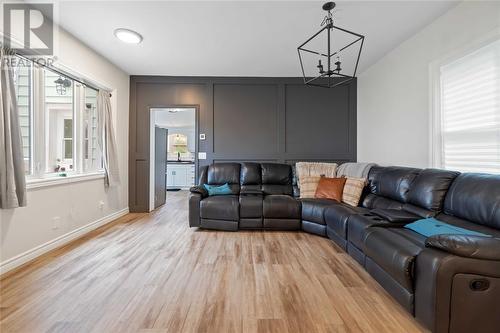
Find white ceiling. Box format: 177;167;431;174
54;1;458;76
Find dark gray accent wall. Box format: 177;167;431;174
129;76;357;212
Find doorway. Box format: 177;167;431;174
149;107;198;211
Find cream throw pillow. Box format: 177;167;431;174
342;177;367;206
299;176;321;198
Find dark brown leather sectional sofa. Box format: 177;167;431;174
189;162;500;333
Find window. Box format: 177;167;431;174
83;86;101;172
12;60;32;175
10;56;104;181
434;38;500;174
63;119;73;160
44;70;74;173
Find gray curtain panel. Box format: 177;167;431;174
97;90;120;187
0;48;27;208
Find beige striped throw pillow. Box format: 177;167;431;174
299;176;321;199
342;177;367;206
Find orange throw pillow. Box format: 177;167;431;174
314;177;346;202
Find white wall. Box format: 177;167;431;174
0;28;130;273
357;1;500;168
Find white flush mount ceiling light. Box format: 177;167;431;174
114;28;143;44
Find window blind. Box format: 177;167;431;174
439;39;500;174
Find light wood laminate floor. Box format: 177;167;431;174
0;191;426;333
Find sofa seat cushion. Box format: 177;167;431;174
239;195;263;218
405;218;491;237
200;195;239;221
301;198;339;224
324;204;369;240
435;213;500;238
364;228;426;292
263;195;301;219
347;213;389;251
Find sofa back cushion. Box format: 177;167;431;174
443;173;500;230
198;165;209;185
362;194;405;210
240;162;262;193
261;163;293;195
405;169;460;212
207;163;241;194
368;166;421;202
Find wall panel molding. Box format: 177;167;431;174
129;76;356;212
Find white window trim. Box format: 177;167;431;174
26;172;105;190
429;30;500;169
18;60;111;188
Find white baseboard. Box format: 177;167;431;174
0;207;129;276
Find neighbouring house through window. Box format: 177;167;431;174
11;56;104;181
12;60;32;175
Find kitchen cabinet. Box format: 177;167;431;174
166;163;195;189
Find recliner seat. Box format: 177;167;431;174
261;163;301;230
324;166;421;252
239;163;263;229
301;198;337;236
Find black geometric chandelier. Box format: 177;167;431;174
298;2;364;88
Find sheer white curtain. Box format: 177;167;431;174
97;90;120;186
0;48;27;208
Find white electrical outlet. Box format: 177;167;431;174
52;216;61;230
198;152;207;160
199;133;206;140
99;200;105;210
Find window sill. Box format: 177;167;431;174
26;172;105;190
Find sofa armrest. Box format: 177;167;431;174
425;235;500;261
415;247;500;333
370;208;419;223
189;185;208;198
188;192;203;227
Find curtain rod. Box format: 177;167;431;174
13;53;112;98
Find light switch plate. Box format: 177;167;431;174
198;152;207;160
199;133;206;140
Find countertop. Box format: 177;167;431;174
167;161;195;165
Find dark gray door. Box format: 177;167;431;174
154;127;168;208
